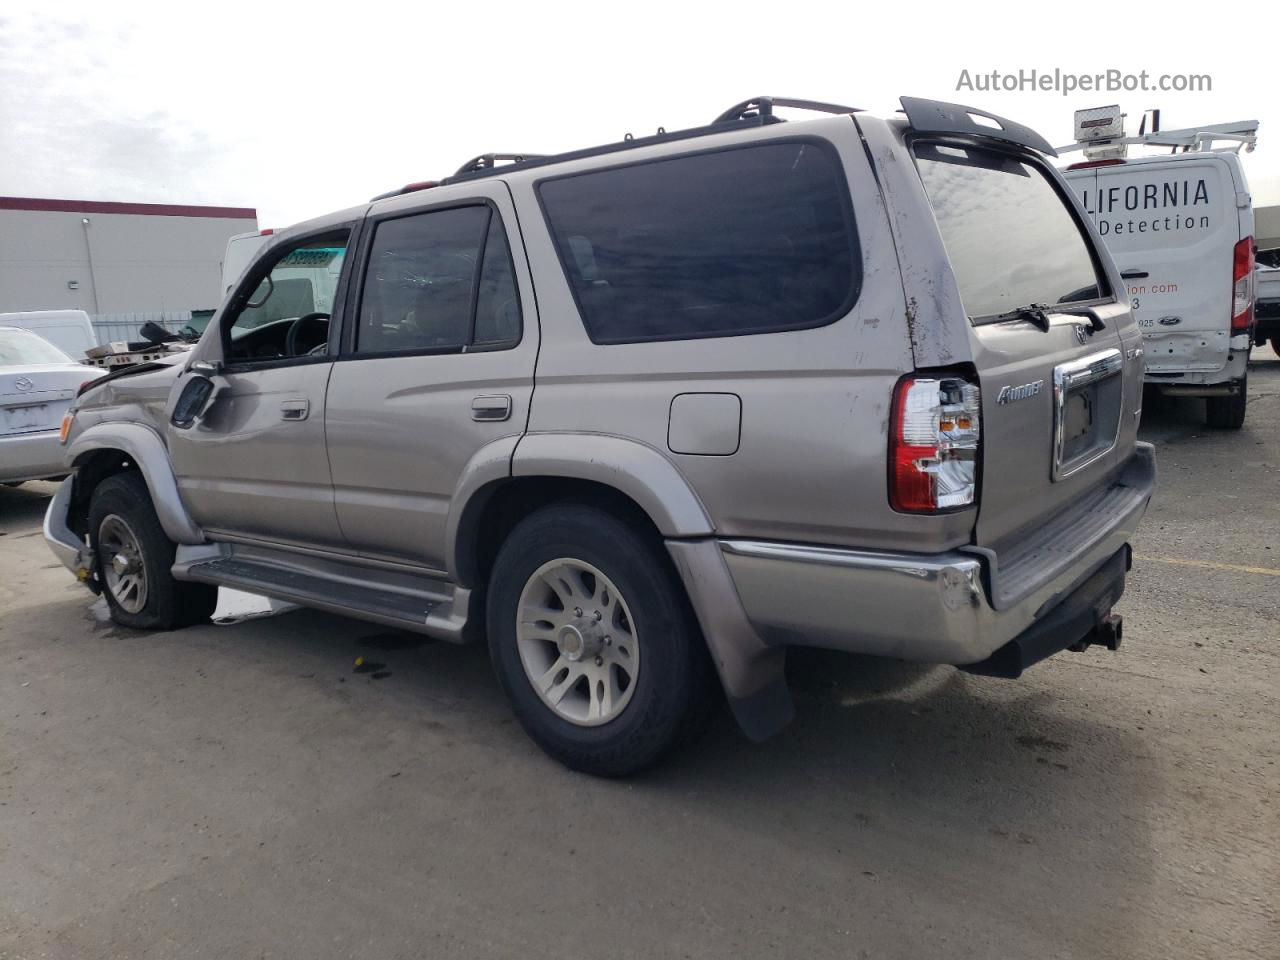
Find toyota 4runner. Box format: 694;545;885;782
45;97;1156;775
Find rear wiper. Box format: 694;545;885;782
991;303;1051;332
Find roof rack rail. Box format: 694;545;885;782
712;96;861;124
440;115;776;186
454;153;546;177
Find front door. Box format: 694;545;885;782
323;186;537;571
167;226;354;549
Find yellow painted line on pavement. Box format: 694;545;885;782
1139;555;1280;577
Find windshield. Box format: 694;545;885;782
0;328;75;366
914;143;1108;320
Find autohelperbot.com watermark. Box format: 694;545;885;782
956;68;1212;97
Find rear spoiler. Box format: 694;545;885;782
899;97;1057;157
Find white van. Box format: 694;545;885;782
1060;113;1257;428
221;230;275;295
0;310;97;361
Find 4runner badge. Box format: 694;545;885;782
996;380;1043;405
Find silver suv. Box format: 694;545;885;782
45;97;1155;775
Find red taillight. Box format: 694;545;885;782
1066;158;1127;170
259;228;274;236
1231;236;1255;334
399;180;439;194
889;375;981;514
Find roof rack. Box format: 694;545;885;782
1055;120;1258;157
441;115;777;186
453;153;546;177
435;96;859;187
711;96;862;124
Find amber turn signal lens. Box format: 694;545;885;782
59;412;73;444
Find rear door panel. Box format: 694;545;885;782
323;182;537;570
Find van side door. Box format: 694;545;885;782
323;184;536;570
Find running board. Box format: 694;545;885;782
180;553;472;643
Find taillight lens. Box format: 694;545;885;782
890;376;981;513
1231;236;1255;334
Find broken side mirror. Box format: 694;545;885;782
171;376;215;429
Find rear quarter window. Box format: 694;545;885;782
914;143;1109;320
537;140;861;343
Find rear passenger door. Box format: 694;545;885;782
324;185;536;569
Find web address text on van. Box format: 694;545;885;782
956;69;1212;97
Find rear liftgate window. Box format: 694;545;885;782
538;140;861;343
914;144;1108;320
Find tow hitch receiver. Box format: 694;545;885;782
961;549;1128;679
1069;612;1123;653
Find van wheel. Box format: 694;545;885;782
1205;375;1247;430
1271;336;1280;358
88;472;217;630
486;503;712;777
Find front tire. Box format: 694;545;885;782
88;472;217;630
1205;374;1247;430
486;503;712;777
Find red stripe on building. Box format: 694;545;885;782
0;196;257;219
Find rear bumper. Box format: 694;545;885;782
701;442;1154;670
1144;335;1250;391
0;429;67;483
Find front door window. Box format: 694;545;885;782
225;235;349;363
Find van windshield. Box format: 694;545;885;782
0;328;74;366
914;143;1107;321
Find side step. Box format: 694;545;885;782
182;555;471;642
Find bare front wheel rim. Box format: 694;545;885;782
98;514;148;614
516;558;640;727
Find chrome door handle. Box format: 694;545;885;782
280;399;310;421
471;395;512;422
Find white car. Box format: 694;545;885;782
0;327;104;485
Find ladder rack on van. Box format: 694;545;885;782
1056;120;1258;157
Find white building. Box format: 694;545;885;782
0;196;257;318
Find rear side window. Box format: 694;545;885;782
914;144;1108;320
538;140;860;343
0;328;73;366
356;205;521;355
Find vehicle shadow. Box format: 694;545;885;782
0;480;58;534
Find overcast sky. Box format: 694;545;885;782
2;0;1276;227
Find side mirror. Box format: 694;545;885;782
189;359;221;377
171;376;215;429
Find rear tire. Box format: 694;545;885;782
1271;336;1280;358
88;472;217;630
1205;374;1247;430
486;503;713;777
